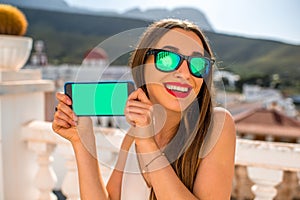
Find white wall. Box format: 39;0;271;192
0;70;54;199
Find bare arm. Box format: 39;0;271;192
137;110;236;200
193;109;236;199
52;92;109;200
72;140;109;200
135;139;200;200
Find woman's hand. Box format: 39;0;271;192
52;92;81;144
125;88;153;128
124;88;158;145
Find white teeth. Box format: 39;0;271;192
165;84;189;92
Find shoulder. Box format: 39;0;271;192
199;107;236;158
193;107;236;199
213;106;236;144
213;107;235;133
207;107;236;157
213;107;234;120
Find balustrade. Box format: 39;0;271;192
21;120;300;200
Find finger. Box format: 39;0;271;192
125;105;151;116
56;100;77;119
125;112;151;127
53;118;71;129
125;100;152;118
56;92;72;105
126;99;152;110
128;88;152;105
55;109;77;126
127;89;140;101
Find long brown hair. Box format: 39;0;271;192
129;19;214;200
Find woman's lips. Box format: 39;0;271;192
164;82;192;98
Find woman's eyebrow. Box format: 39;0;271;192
191;51;204;56
162;45;204;56
162;45;179;51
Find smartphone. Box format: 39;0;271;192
64;81;135;116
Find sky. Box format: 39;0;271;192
65;0;300;45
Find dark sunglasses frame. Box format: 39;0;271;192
146;49;215;78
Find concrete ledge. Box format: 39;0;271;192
0;80;55;95
0;69;42;81
235;139;300;171
21;120;67;144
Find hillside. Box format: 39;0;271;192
207;32;300;79
22;7;151;64
17;7;300;94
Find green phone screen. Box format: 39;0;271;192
72;82;129;116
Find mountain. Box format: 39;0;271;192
206;32;300;80
19;7;151;64
2;0;213;31
1;0;122;18
1;0;71;12
123;7;213;31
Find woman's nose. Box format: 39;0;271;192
175;60;191;79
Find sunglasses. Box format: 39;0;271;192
146;49;214;78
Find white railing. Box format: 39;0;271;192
235;138;300;200
21;120;80;200
21;120;300;200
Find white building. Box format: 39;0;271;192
243;84;298;117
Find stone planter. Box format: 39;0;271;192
0;35;32;71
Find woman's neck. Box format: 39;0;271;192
154;109;182;149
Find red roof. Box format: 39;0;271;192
84;48;108;60
234;108;300;139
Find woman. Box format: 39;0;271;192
52;18;236;200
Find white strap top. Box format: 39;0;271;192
121;143;151;200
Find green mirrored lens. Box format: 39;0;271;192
190;58;208;77
156;51;180;71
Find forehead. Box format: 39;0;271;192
154;28;204;55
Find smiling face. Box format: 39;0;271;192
144;28;205;113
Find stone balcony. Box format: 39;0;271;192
18;120;300;200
